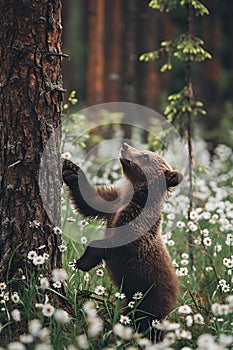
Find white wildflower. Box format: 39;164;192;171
88;318;103;337
27;250;37;260
83;301;97;317
42;303;55;317
29;220;41;229
197;333;215;348
43;253;49;260
54;309;70;323
225;234;233;246
223;258;233;268
185;315;193;327
62;152;71;159
194;313;204;324
19;334;34;344
11;292;20;303
132;291;143;300
58;244;67;252
7;343;26;350
96;269;104;277
0;282;6;290
115;292;126;300
203;237;212;247
52;268;68;282
156;320;180;331
84;273;89;282
29;319;42;336
113;323;133;340
190;210;198;220
226;295;233;304
33;255;45;266
219;279;227;286
178;305;192;314
94;285;105;296
152;319;160;328
219;334;233;346
128;301;135;308
177;221;185;228
11;309;21;322
76;334;89;349
120;315;131;325
205;266;213;272
53;281;62;289
53;226;62;235
37;327;50;342
40;277;49;290
81;236;87;244
180;259;189;266
175;329;192;340
221;284;230;292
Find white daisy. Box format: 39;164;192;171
53;226;62;235
33;255;45;266
119;315;131;325
94;285;106;296
54;309;70;323
27;250;37;260
42;303;55;317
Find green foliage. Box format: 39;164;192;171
149;0;209;16
149;0;179;13
163;86;207;137
174;34;212;62
139;34;211;68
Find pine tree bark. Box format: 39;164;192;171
201;0;222;149
86;0;105;106
0;0;63;283
104;0;123;102
139;4;160;110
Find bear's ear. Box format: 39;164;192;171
165;170;183;187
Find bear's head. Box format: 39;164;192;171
120;143;183;194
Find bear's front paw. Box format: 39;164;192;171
62;159;80;183
74;247;102;272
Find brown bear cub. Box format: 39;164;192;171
62;143;182;341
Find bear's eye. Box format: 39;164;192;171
140;154;150;164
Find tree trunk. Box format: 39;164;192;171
62;0;86;101
104;0;123;102
86;0;105;106
139;3;160;110
0;0;63;283
200;0;222;150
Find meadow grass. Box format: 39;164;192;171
0;144;232;350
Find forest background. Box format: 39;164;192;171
62;0;233;150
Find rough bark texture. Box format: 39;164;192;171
0;0;63;282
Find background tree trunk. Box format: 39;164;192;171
0;0;63;283
86;0;105;106
200;0;222;150
104;0;123;102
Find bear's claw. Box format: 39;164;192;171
62;159;80;182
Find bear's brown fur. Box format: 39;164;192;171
62;143;182;341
